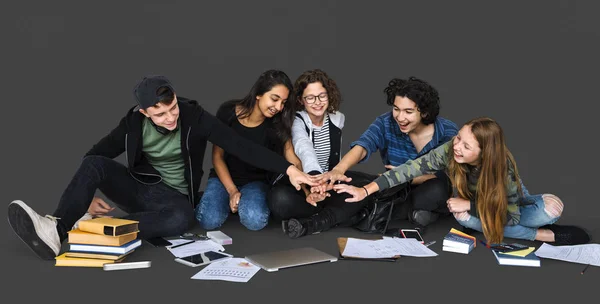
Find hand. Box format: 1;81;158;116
229;191;241;213
447;197;470;213
315;168;352;191
286;165;321;190
88;197;115;217
306;192;330;207
332;184;367;203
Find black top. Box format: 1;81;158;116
208;100;284;186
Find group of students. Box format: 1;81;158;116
8;70;590;261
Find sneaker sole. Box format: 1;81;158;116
286;219;305;239
8;202;57;260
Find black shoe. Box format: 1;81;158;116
338;208;368;227
286;218;308;239
409;210;439;227
542;224;591;245
285;211;335;239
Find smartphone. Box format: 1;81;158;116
145;237;172;247
174;251;232;267
400;229;424;243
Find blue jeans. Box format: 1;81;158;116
455;185;559;241
196;177;270;231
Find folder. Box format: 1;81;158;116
77;217;139;236
337;237;400;261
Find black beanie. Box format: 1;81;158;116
133;75;175;110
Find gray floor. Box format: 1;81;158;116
3;210;597;303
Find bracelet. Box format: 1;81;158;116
362;186;369;196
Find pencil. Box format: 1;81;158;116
581;264;590;275
170;240;195;249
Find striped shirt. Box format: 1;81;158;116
312;114;331;172
350;112;458;166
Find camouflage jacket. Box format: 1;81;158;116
373;140;525;225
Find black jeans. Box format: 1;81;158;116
52;155;195;242
267;171;370;224
391;171;452;220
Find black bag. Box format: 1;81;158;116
353;183;410;234
340;171;410;234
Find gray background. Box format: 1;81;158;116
1;0;598;303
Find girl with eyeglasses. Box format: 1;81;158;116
268;69;369;238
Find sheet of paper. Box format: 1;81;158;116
534;243;600;266
388;238;438;257
166;239;225;258
341;237;438;258
342;238;401;258
191;258;260;283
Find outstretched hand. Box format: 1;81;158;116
310;169;352;193
287;165;322;190
332;184;368;203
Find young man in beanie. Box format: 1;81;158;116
8;75;319;261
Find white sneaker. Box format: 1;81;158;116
8;200;61;260
72;212;93;230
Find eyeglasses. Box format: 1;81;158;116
302;92;329;104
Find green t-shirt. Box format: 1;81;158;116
142;118;188;195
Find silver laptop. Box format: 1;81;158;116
245;247;338;272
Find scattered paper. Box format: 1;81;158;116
191;258;260;282
388;238;438;257
535;243;600;266
166;239;225;258
342;238;400;258
341;237;438;258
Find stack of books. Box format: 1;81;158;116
491;243;540;267
55;217;142;267
442;228;476;254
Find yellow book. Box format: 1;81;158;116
55;253;124;267
77;217;139;236
501;247;535;257
68;229;138;246
64;250;133;261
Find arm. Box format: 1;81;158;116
322;116;386;184
200;110;318;189
212;144;242;213
292;115;321;174
211;144;239;196
334;141;452;202
203;110;292;174
84;114;127;159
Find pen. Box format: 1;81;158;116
424;241;436;247
581;264;590;275
170;240;195;249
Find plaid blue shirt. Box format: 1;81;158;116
350;112;458;166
